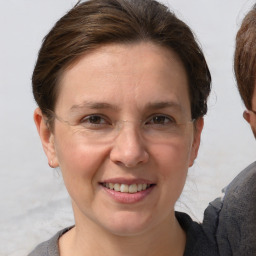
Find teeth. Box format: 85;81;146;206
129;184;137;193
103;183;151;193
114;183;120;192
120;184;129;193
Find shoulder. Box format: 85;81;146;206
202;162;256;255
217;162;256;255
28;226;74;256
175;212;219;256
223;161;256;194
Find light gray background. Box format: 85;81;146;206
0;0;255;255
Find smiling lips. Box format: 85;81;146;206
100;181;155;203
102;183;152;193
99;177;156;204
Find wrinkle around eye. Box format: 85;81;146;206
79;114;113;130
145;114;176;126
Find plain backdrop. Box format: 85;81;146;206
0;0;255;255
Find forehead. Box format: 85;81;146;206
56;42;190;115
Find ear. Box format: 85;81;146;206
243;110;251;124
34;108;59;168
189;117;204;167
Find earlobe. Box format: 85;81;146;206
34;108;59;168
189;118;204;167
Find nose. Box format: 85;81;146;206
109;122;149;168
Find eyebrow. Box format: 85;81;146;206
144;101;182;111
69;101;120;112
69;100;182;113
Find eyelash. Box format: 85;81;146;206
145;114;176;126
80;114;111;127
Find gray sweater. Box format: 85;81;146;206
204;162;256;255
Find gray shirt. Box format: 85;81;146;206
216;162;256;255
201;162;256;255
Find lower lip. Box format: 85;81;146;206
101;185;155;204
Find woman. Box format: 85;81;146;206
29;0;217;255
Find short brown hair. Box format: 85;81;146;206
32;0;211;126
234;4;256;110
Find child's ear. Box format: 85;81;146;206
243;110;251;124
189;117;204;167
34;108;59;168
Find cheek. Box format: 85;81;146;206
152;140;192;197
250;115;256;135
54;132;109;190
251;126;256;138
153;138;193;173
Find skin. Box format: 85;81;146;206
34;42;204;256
243;81;256;137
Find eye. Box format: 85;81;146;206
80;115;111;128
146;115;175;126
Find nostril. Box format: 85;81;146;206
109;127;149;167
113;151;149;168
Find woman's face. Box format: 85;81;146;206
36;42;203;236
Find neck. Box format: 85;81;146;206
59;206;186;256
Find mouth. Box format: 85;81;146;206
100;183;154;193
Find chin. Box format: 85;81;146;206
100;211;155;236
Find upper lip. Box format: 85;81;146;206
100;178;155;185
